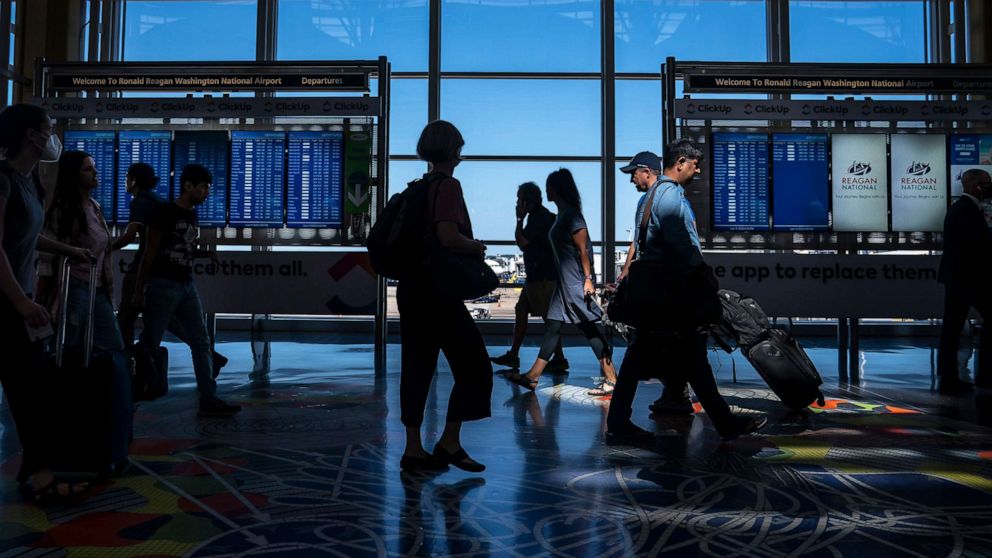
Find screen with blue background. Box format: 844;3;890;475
287;131;343;228
772;133;830;231
712;132;769;231
63;130;116;223
173;131;229;226
230;131;285;227
116;131;172;224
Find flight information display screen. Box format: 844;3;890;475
711;132;770;231
173;131;229;226
286;131;344;228
230;131;286;227
63;130;116;223
950;134;992;198
117;131;171;224
771;133;829;231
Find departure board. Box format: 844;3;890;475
771;133;830;231
712;132;770;231
173;131;229;226
63;130;116;223
230;131;285;227
286;131;344;228
116;131;171;224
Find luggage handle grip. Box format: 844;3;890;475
55;256;98;368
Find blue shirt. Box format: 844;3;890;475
633;177;703;273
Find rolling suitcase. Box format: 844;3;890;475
49;259;132;475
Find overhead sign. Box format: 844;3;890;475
49;72;368;92
684;72;992;94
33;96;380;119
674;99;991;121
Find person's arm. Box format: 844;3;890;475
36;235;92;263
111;223;142;251
618;240;636;282
436;221;485;254
131;228;162;308
572;227;594;298
514;200;529;249
0;196;49;327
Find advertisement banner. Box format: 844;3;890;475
831;134;889;232
950;134;992;198
890;134;948;232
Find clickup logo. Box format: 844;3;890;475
906;161;931;176
847;161;872;176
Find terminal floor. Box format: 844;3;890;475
2;335;992;557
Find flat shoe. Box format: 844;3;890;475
433;444;485;473
504;372;538;391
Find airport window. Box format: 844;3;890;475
276;0;428;72
3;0;14;106
123;0;258;61
614;0;767;73
441;0;600;72
789;1;927;62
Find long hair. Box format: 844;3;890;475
0;104;49;160
546;168;581;212
46;150;92;240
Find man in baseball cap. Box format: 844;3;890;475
618;151;662;174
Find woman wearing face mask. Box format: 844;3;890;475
0;104;93;503
37;150;133;475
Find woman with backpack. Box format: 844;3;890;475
506;168;618;396
0;104;94;503
397;120;493;474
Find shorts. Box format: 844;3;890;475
516;280;556;318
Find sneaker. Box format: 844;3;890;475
490;352;520;368
720;415;768;442
606;423;656;446
649;396;694;415
198;397;242;418
211;351;229;380
545;357;570;373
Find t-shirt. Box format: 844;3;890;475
148;202;199;282
634;178;704;273
69;201;110;286
0;161;44;296
128;190;163;271
431;177;473;238
522;206;557;282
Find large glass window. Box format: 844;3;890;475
790;1;927;62
442;79;600;157
277;0;428;71
442;0;600;71
123;0;257;61
4;0;13;105
615;0;767;73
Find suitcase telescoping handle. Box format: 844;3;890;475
55;257;98;368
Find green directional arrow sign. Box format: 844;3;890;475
344;130;373;214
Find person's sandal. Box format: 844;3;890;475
433;444;486;473
588;380;616;396
504;371;538;391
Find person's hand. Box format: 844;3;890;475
515;199;527;220
68;247;95;264
16;297;50;328
583;277;595;298
475;240;487;255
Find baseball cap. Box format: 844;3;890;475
619;151;661;174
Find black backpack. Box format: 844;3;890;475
711;289;771;352
367;172;442;280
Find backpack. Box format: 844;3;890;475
367;172;443;280
711;289;771;352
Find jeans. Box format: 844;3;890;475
63;277;133;464
139;278;216;400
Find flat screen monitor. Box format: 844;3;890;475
286;131;344;228
229;131;286;228
771;133;829;231
116;130;172;224
950;134;992;197
830;134;889;232
711;132;770;231
63;130;116;224
890;134;947;232
172;131;229;227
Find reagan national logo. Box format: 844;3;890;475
842;161;878;189
902;161;938;190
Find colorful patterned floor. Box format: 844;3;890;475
2;338;992;557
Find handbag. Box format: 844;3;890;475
426;178;499;302
608;182;720;330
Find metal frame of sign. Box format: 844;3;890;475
36;59;391;367
662;58;992;252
